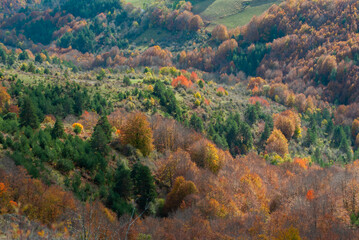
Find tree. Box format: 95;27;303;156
0;86;10;113
274;110;300;140
123;76;131;86
212;24;229;42
275;226;301;240
261;118;273;143
121;113;154;157
51;118;64;139
266;128;288;157
91;124;110;155
189;15;204;31
163;176;198;214
113;163;132;200
245;103;260;125
332;126;346;148
20;97;39;129
131;163;157;211
94;115;112;142
18;51;29;60
190;114;204;133
73;123;83;135
189;140;223;174
35;53;44;63
352;118;359;137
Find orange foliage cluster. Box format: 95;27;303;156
306;189;315;201
171;75;193;88
293;158;309;170
249;96;269;107
190;71;198;81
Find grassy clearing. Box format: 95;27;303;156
215;0;282;28
194;0;282;29
125;0;281;29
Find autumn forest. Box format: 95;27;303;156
1;0;359;239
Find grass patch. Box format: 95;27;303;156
215;0;282;28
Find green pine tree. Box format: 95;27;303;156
113;163;133;200
20;97;39;129
51;117;65;139
94;115;112;142
91;126;109;155
131;163;157;211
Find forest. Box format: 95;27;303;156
1;0;359;239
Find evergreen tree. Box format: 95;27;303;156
51;117;65;139
123;76;131;86
312;147;322;166
113;163;133;200
131;163;157;211
239;122;254;154
20;97;39;129
94;115;112;142
332;126;346;148
190;114;204;133
325;119;334;136
245;104;259;125
91;126;109;155
261;120;272;143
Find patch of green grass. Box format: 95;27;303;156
126;0;281;29
215;0;282;28
192;0;282;29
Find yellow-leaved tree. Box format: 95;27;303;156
266;128;289;157
163;176;198;214
121;112;154;156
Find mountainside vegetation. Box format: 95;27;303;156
1;0;359;239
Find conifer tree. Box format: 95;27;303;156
131;163;157;211
51;117;65;139
94;115;112;142
20;97;39;129
113;163;133;200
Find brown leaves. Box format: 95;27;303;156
273;110;301;140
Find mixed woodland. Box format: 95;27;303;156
1;0;359;239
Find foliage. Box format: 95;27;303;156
266;128;288;157
121;112;153;156
163;176;197;214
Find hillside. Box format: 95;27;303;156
126;0;283;28
192;0;282;28
1;0;359;239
